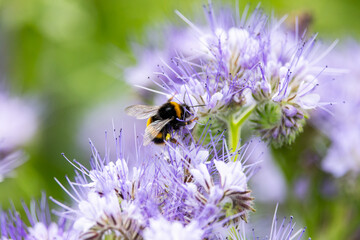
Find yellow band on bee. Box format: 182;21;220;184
169;102;182;119
146;117;152;126
156;132;163;138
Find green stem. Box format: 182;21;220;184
228;105;256;161
228;119;242;155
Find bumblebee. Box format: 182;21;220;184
125;100;196;145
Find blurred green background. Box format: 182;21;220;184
0;0;359;239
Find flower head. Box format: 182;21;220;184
148;4;336;147
51;122;260;239
249;17;337;146
0;193;78;240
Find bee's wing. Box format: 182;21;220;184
143;118;173;146
125;105;160;119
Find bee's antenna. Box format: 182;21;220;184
190;104;206;108
134;85;169;97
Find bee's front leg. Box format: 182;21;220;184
167;96;174;102
185;117;199;125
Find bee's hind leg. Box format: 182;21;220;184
169;138;179;144
165;132;179;144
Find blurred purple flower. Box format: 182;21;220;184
0;151;26;182
77;96;146;162
124;26;201;92
312;41;360;177
0;92;38;152
0;91;38;181
246;139;287;203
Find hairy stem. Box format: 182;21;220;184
228;105;256;161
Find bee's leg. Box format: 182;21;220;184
184;117;199;125
169;138;179;144
167;96;174;102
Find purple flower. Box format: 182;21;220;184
0;92;38;152
248;15;337;146
0;193;78;240
246;139;287;203
155;5;268;116
124;26;201;93
146;3;337;147
0;91;38;181
0;151;26;182
52;132;155;239
77;97;146;161
228;205;309;240
51;125;259;239
312;40;360;177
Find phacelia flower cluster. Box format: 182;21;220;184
49;129;257;239
0;129;309;239
141;3;337;147
0;3;319;240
